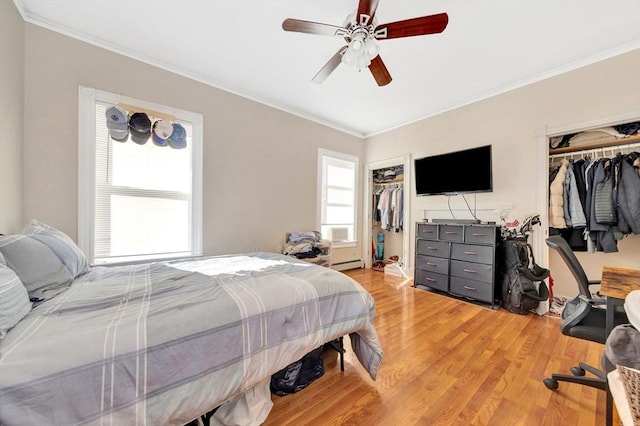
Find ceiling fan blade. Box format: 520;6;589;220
369;55;392;87
375;13;448;40
312;46;348;84
357;0;379;24
282;18;348;37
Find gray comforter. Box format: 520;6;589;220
0;253;382;425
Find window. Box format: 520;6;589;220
318;149;358;247
78;86;203;264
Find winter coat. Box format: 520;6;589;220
563;165;587;228
589;160;618;253
549;159;568;228
617;155;640;233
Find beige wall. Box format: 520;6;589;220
7;7;640;290
0;0;24;233
366;49;640;298
21;24;364;263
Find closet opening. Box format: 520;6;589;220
538;117;640;302
548;124;640;254
364;156;411;277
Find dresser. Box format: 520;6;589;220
414;222;501;308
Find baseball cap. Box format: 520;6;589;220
168;123;187;149
152;120;173;147
105;105;129;142
129;112;152;145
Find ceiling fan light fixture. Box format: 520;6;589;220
364;38;379;58
342;33;379;71
356;55;371;71
341;50;357;66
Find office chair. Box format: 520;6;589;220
542;236;628;391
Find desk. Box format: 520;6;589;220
600;265;640;337
600;265;640;426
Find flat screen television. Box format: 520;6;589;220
414;145;493;196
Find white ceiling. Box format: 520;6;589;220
14;0;640;137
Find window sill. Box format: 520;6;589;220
92;253;203;267
331;241;358;249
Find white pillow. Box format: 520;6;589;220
22;219;90;279
0;264;31;339
0;234;73;302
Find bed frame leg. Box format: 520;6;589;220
325;336;345;371
338;336;344;371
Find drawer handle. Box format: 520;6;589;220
426;246;438;250
422;230;434;234
445;231;458;235
471;233;486;237
464;251;478;255
426;262;437;266
463;268;477;273
463;285;477;291
425;277;436;282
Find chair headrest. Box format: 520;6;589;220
625;290;640;330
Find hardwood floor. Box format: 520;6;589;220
263;269;605;425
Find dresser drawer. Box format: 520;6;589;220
464;225;497;245
416;239;449;258
450;243;494;265
438;224;463;242
415;269;448;292
450;277;493;303
416;223;438;240
450;259;494;283
416;255;449;274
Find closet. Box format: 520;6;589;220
546;121;640;299
365;156;410;274
548;125;640;252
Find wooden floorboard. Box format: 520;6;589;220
263;268;605;425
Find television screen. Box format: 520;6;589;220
414;145;493;196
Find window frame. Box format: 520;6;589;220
317;148;359;248
78;85;203;265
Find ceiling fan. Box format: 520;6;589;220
282;0;448;86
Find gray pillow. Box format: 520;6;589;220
0;263;32;339
0;234;73;302
22;219;90;279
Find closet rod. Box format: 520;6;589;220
548;142;640;160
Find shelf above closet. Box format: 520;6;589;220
373;178;404;185
549;133;640;155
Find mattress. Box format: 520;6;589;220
0;252;382;425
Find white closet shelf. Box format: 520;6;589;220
549;133;640;155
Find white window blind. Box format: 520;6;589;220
79;86;202;265
318;149;358;247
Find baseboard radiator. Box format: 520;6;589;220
331;259;363;272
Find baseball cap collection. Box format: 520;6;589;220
105;105;187;149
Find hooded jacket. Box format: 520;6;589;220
617;155;640;233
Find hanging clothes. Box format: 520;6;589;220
549;144;640;253
373;184;403;233
616;153;640;234
549;159;569;229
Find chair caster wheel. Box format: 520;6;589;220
543;378;559;390
571;366;585;376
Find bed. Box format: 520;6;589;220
0;221;383;425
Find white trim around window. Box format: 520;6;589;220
317;148;359;248
78;85;203;265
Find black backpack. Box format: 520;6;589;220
499;238;550;315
